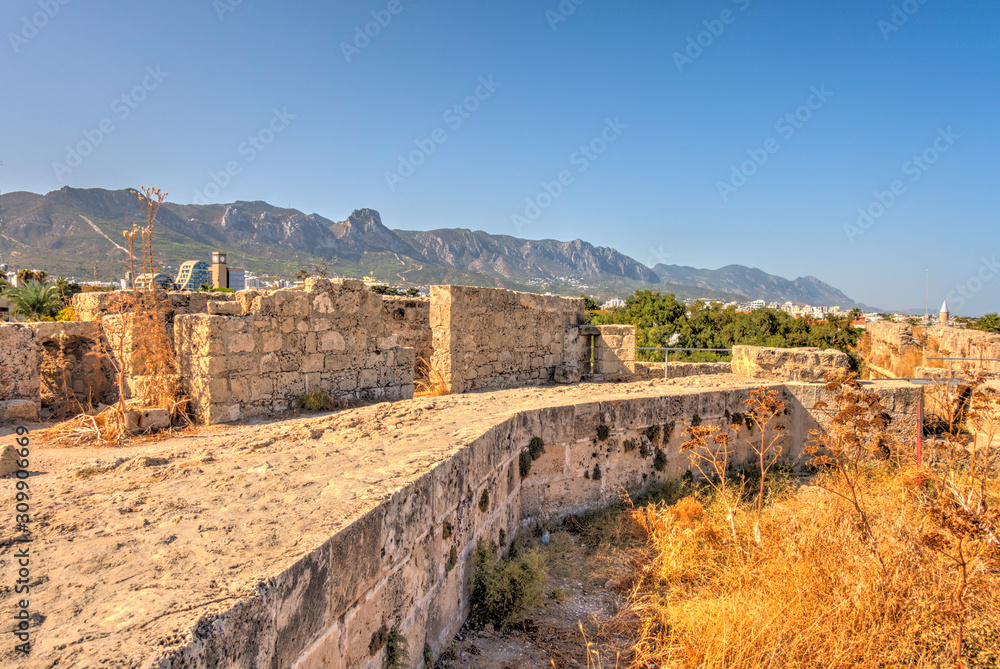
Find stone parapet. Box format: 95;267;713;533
732;345;850;382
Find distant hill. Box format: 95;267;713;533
0;187;863;306
651;264;865;308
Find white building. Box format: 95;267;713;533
602;298;625;309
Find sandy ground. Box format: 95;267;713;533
0;375;753;668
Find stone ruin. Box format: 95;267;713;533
0;280;941;669
0;281;644;424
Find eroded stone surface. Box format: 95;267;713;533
732;345;849;382
0;375;921;669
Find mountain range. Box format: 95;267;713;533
0;187;863;307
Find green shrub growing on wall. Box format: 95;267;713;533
643;425;661;443
423;642;433;668
369;625;389;656
654;448;667;472
386;627;409;669
469;538;545;631
691;413;702;427
639;442;649;457
624;439;636;453
519;450;532;477
596;424;610;441
528;436;545;460
592;464;602;480
584;469;590;479
663;421;676;442
479;489;489;513
446;545;457;573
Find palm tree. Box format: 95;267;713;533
16;269;47;285
3;281;63;321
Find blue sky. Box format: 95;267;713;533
1;0;997;313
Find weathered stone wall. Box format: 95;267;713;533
73;290;239;323
382;296;432;373
0;324;40;421
732;345;850;382
35;322;116;416
157;381;920;669
430;286;586;393
175;278;415;424
865;323;1000;378
591;325;636;379
925;326;1000;374
635;361;733;380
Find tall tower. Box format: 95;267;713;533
211;251;229;289
939;299;949;326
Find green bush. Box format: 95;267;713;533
528;436;545;460
469;538;545;630
643;425;661;442
654;448;667;472
479;489;489;513
596;425;610;441
519;450;532;477
592;463;602;480
297;390;335;412
386;627;408;669
624;439;636;453
663;421;676;442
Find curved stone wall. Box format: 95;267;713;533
158;382;919;669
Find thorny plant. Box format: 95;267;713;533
916;370;1000;668
680;387;786;544
48;187;187;444
805;373;894;577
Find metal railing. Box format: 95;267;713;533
635;347;732;380
925;356;1000;379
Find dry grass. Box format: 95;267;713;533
415;355;449;397
610;378;1000;669
43;187;188;446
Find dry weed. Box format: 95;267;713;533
415;356;449;397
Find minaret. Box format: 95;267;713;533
939;299;949;326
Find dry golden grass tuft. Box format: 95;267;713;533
612;377;1000;669
415;356;449;397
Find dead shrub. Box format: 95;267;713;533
415;356;448;397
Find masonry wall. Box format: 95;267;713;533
175;278;415;424
865;322;1000;378
732;345;850;382
381;296;432;374
0;324;40;421
35;321;116;416
73;290;240;323
156;381;921;669
430;286;586;393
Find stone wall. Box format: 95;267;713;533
382;296;432;374
430;286;586;393
73;290;239;323
35;322;116;416
732;345;850;382
635;361;733;381
0;324;40;421
175;278;415;424
156;380;921;669
865;323;1000;378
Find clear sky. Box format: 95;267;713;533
1;0;997;313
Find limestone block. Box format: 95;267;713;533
0;399;38;422
125;407;171;432
553;364;581;384
732;345;849;382
0;444;21;477
320;331;346;353
207;301;242;316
